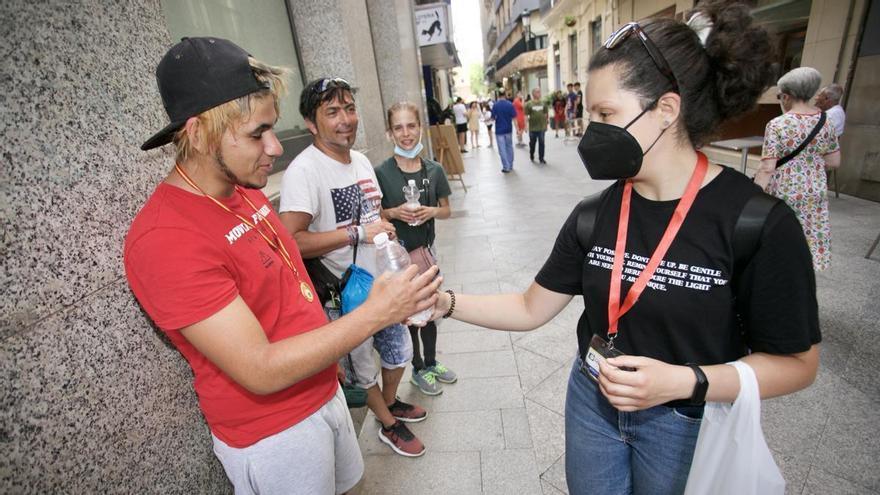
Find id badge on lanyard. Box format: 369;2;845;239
583;153;708;382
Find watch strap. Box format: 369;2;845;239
686;363;709;405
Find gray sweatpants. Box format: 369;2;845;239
212;385;363;494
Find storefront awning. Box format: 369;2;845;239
420;42;461;70
495;49;547;80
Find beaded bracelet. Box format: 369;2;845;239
442;289;456;319
346;225;358;246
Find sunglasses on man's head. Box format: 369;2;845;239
604;22;680;94
314;77;351;94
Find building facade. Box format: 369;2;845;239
483;0;550;98
415;0;461;121
1;0;428;491
535;0;878;202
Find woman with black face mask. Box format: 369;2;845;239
428;1;821;493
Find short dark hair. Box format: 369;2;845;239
566;83;573;87
299;78;355;123
574;82;581;86
589;0;775;146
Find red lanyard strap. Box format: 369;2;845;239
174;165;297;273
607;152;708;338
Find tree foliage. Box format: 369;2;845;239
468;63;487;97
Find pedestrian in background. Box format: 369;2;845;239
482;102;495;148
815;83;845;138
815;82;846;197
565;82;577;136
467;101;481;149
755;67;840;271
491;94;516;173
525;87;549;164
452;97;468;153
375;101;458;397
553;91;567;138
513;92;526;147
430;2;820;493
574;81;584;136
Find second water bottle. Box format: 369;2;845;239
373;232;433;326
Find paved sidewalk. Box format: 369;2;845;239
354;129;880;494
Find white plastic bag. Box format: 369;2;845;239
684;361;785;495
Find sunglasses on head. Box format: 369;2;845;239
604;22;680;94
313;77;351;94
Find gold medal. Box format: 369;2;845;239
300;281;315;303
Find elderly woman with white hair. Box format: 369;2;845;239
755;67;840;271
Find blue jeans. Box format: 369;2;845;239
528;130;545;160
496;132;514;171
565;357;703;495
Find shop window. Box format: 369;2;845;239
780;29;806;73
749;0;812;78
160;0;308;169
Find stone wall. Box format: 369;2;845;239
1;0;426;491
0;1;230;492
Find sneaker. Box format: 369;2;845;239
411;368;443;396
379;421;426;457
426;362;457;384
388;399;428;423
540;159;547;164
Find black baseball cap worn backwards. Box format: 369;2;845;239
141;37;269;151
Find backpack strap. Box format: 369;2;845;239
575;192;606;252
732;191;780;282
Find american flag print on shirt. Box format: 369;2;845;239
330;178;382;228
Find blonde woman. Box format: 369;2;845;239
467;101;481;148
375;102;457;396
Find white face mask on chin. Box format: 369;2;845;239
394;139;423;159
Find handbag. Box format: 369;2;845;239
404;162;439;275
684;361;785;495
775;112;826;168
408;245;437;275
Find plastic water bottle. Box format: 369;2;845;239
402;179;421;226
373;232;433;326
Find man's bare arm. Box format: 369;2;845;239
180;265;441;395
280;211;349;259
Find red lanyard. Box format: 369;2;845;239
606;152;708;340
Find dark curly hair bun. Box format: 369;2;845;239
699;0;776;121
588;0;776;146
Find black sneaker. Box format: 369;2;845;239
387;399;427;423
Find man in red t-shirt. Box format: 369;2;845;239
124;37;439;495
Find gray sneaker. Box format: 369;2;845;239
410;368;442;396
427;362;457;384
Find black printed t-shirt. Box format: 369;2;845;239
535;167;820;366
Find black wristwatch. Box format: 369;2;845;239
686;364;709;405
